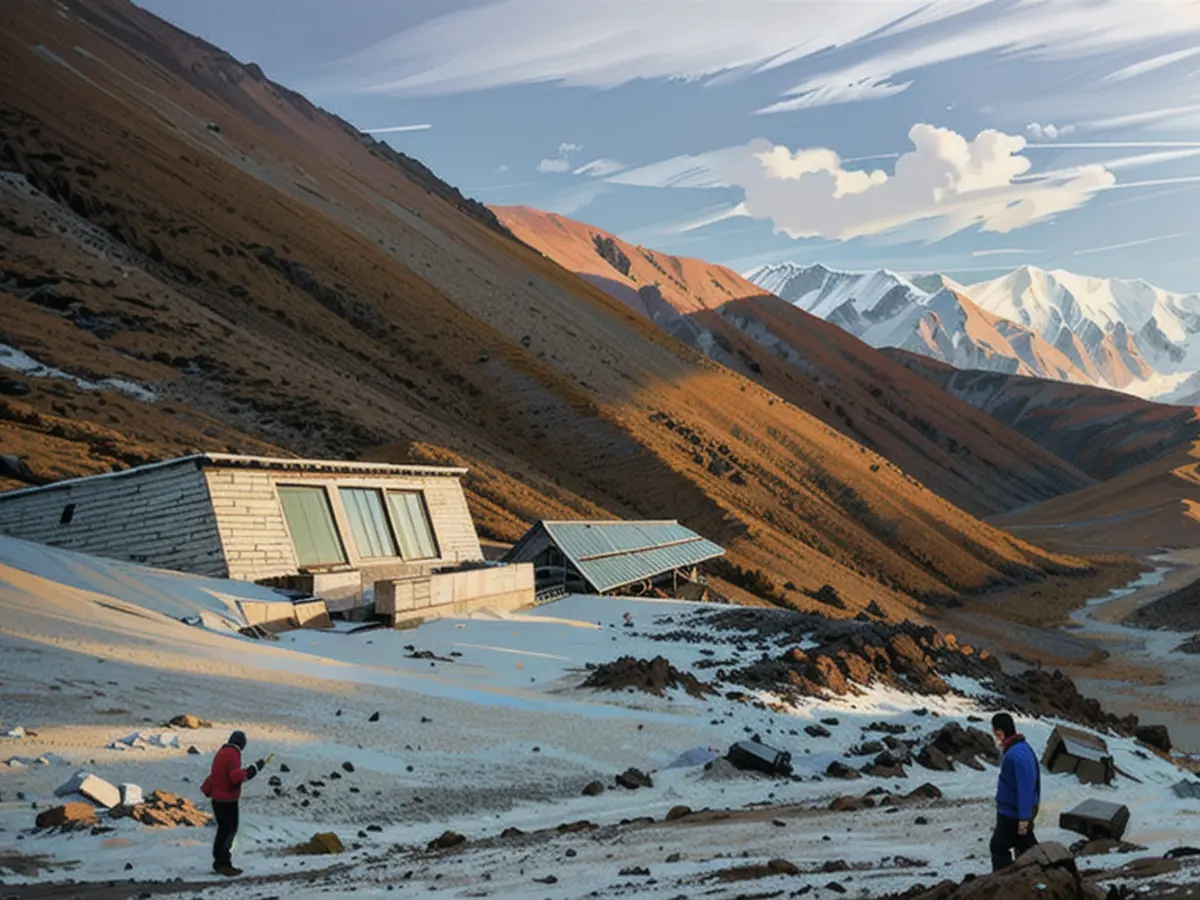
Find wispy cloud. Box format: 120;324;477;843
364;123;432;134
573;158;625;177
1098;46;1200;85
1073;231;1197;255
972;248;1046;258
1025;141;1200;149
610;125;1114;242
339;0;1200;121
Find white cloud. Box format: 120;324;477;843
610;125;1117;242
536;141;583;174
573;157;625;177
495;164;510;173
364;123;432;133
340;0;1200;120
1026;122;1075;141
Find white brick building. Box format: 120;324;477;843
0;454;531;618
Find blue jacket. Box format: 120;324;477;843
996;736;1041;821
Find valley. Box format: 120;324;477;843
2;0;1200;898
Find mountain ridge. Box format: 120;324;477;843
747;261;1200;402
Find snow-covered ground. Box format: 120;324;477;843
1;535;1199;898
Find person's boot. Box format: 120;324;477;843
213;863;243;877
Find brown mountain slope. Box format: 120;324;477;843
494;206;1093;517
0;0;1089;616
997;442;1200;551
883;349;1200;481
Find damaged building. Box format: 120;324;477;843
0;453;533;624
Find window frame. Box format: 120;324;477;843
384;489;440;561
276;484;349;571
337;486;400;560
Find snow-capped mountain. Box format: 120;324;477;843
747;262;1200;402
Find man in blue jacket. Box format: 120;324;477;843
990;712;1041;871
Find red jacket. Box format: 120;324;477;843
203;744;251;801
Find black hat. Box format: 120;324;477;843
229;730;247;749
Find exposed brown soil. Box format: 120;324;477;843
996;442;1200;551
0;0;1094;616
884;348;1200;482
957;556;1147;628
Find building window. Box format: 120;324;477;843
278;486;347;568
59;503;76;526
386;491;439;560
339;488;398;559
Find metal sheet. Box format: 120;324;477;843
540;521;724;593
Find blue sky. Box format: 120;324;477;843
138;0;1200;291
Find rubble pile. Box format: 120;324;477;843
649;607;1152;736
581;656;714;699
123;790;211;827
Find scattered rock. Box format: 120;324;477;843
342;761;355;773
533;875;558;885
615;768;653;790
294;832;345;855
619;866;651;876
368;712;380;722
501;827;525;839
55;772;121;809
119;784;143;808
168;714;211;729
915;723;999;772
582;781;604;797
582;656;714;699
1072;838;1147;857
35;803;96;830
427;830;467;851
665;805;692;821
1134;724;1171;754
805;724;832;738
825;761;862;780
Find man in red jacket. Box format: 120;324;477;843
201;730;267;876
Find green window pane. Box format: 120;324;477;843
386;491;439;560
339;488;398;559
278;486;346;567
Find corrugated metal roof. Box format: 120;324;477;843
541;520;724;593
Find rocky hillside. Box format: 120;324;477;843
998;441;1200;551
495;205;1093;518
0;0;1094;615
883;349;1200;481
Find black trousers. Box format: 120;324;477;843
212;800;239;866
990;814;1038;872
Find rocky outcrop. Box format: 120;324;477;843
582;656;714;699
883;843;1104;899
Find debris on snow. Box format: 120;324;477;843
581;655;714;698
